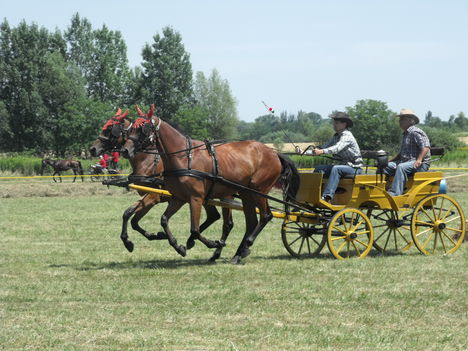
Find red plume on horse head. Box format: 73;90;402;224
148;104;155;118
136;105;146;117
113;108;122;117
115;110;129;121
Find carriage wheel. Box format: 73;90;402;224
366;209;413;253
327;208;374;259
281;219;326;258
411;194;466;255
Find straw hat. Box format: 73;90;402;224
397;108;420;124
330;111;353;127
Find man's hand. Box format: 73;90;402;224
313;148;324;156
413;160;422;168
295;146;303;154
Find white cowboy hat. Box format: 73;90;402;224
397;108;420;124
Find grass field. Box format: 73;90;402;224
0;179;467;350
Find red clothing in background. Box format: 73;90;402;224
112;151;119;163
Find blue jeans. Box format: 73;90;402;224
383;161;429;196
314;165;362;198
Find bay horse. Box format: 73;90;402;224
90;107;233;261
40;159;84;182
121;108;300;264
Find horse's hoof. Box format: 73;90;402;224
187;238;195;250
240;248;251;258
230;255;242;265
124;240;134;253
207;256;218;264
177;245;187;257
208;251;221;263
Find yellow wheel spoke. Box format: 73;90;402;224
441;230;458;246
346;241;350;258
438;198;445;219
415;219;432;226
355;230;370;235
341;214;349;231
432;232;438;254
420;207;435;222
445;216;461;224
335;239;347;254
421;232;435;250
439;233;448;253
355;238;370;248
350;219;364;233
351;241;361;256
445;226;462;233
331;235;346;241
440;204;454;221
334;227;348;235
415;227;433;237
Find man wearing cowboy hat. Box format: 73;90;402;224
384;108;431;196
296;111;363;202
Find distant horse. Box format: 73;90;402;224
90;106;234;261
41;159;84;182
122;107;300;264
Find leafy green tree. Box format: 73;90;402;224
140;26;193;120
421;126;463;151
346;99;401;153
174;105;209;139
0;19;66;152
193;69;238;139
65;13;132;105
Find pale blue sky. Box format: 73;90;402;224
2;0;467;122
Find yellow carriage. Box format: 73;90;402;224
281;150;466;259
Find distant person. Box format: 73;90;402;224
384;109;431;196
296;112;363;202
110;151;119;169
99;155;107;169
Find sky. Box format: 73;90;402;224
2;0;468;122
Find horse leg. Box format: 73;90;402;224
245;198;273;248
231;195;259;264
161;199;187;257
208;207;234;262
130;194;168;240
187;198;225;250
72;170;77;183
120;195;166;252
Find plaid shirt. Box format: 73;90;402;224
310;130;363;167
400;126;431;162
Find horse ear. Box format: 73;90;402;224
148;104;155;118
114;108;122;117
116;111;129;120
136;105;145;117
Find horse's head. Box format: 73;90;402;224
89;109;131;157
121;104;157;159
40;159;52;175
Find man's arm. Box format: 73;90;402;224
413;147;430;168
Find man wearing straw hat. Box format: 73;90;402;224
296;111;363;202
384;108;431;196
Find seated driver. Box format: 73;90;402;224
296;112;363;203
384;109;431;196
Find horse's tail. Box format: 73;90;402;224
276;153;300;201
40;159;48;175
77;161;84;181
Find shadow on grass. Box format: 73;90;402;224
50;257;218;271
256;249;419;261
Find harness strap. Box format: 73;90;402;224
204;139;219;202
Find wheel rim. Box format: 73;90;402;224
411;194;466;255
327;208;374;259
367;209;413;253
281;219;326;258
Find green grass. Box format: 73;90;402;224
0;182;467;350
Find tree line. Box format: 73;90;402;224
1;13;466;157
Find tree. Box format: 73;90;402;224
193;69;238;139
0;19;66;152
65;13;132;105
346;99;401;153
140;26;193;120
